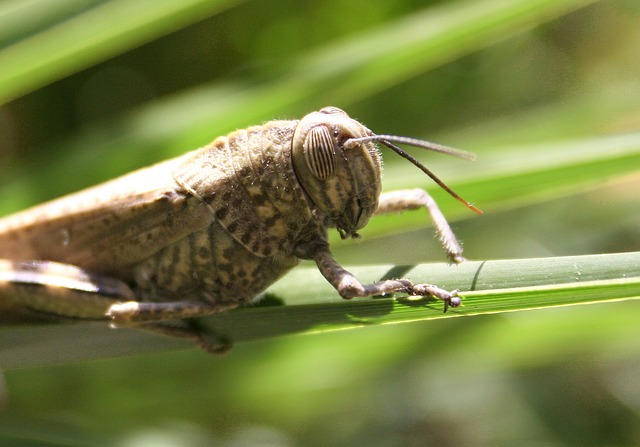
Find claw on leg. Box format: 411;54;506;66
411;284;461;312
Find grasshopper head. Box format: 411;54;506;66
292;107;382;238
291;107;482;239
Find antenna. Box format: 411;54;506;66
346;135;483;215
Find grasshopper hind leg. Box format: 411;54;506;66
106;299;239;323
0;259;135;321
0;259;234;353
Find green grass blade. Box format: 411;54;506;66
1;252;637;368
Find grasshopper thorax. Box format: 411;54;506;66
291;107;382;239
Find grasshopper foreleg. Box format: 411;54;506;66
307;187;468;311
313;248;461;312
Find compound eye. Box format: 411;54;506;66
303;126;336;180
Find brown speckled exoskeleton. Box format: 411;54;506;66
0;107;481;352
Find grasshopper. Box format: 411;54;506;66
0;107;480;352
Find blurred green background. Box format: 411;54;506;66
1;0;640;445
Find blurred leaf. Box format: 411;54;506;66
0;0;240;103
0;0;599;211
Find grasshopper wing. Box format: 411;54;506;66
0;156;214;278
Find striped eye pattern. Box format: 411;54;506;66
303;126;336;180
